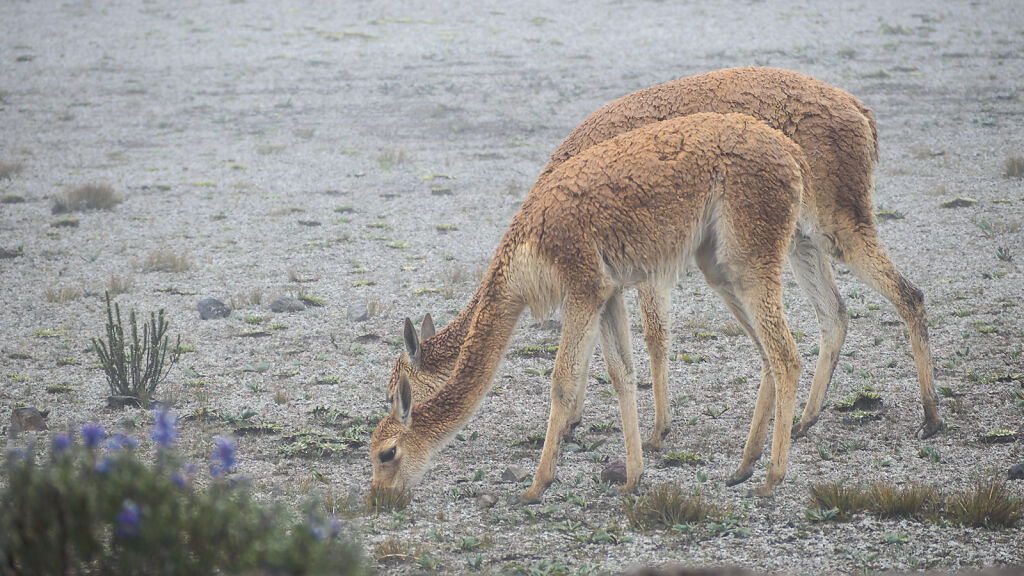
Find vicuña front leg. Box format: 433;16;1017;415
638;284;672;451
599;289;644;494
520;296;604;504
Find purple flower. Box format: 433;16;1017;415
95;456;113;474
209;436;236;478
52;433;73;456
80;423;106;450
172;463;197;489
116;500;140;538
310;517;342;541
151;407;178;449
105;433;138;452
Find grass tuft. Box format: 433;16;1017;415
44;285;82;303
52;183;122;213
0;160;24;180
868;483;941;520
622;483;719;530
366;485;412;514
135;250;191;273
808;481;868;520
946;478;1021;528
1005;155;1024;178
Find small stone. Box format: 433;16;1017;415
347;302;370;322
476;492;499;509
270;296;306;313
1009;462;1024;481
197;298;230;320
601;459;628;485
502;465;530;483
10;406;48;435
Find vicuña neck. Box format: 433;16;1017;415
411;266;524;444
420;281;488;366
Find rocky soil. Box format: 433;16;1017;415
2;0;1022;574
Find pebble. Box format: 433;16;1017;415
197;298;230;319
10;406;48;435
347;302;370;322
476;492;499;509
1009;462;1024;481
601;459;627;484
502;465;530;483
270;296;306;313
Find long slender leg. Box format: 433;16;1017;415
705;279;777;488
743;276;802;495
788;232;848;438
598;289;644;493
834;227;941;437
520;295;604;503
638;283;672;450
696;247;778;487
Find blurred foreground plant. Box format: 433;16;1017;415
92;293;180;405
0;409;366;576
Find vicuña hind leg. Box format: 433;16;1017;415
520;295;604;504
835;226;941;438
788;232;848;438
638;283;672;450
744;277;801;496
598;289;644;494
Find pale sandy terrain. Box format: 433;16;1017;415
1;1;1022;573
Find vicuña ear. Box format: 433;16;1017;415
393;375;413;427
403;317;420;364
420;313;436;341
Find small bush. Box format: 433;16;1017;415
622;483;719;530
106;274;134;295
0;414;366;575
52;183;122;213
946;478;1021;528
93;293;181;404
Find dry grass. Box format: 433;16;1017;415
44;285;82;303
810;479;1020;528
0;160;23;180
808;481;868;519
134;250;191;273
868;483;941;520
366;485;412;514
229;287;265;309
106;274;134;295
1005;155;1024;178
52;183;122;213
622;483;720;530
947;478;1021;528
376;149;409;170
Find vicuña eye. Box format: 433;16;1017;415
379;446;397;463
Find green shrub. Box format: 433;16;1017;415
93;293;180;404
0;409;366;575
622;482;719;530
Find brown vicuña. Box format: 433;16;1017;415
387;66;941;452
371;112;807;501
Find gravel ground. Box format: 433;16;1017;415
2;0;1022;574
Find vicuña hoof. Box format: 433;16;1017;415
748;483;776;497
517;489;544;504
642;438;663;452
918;418;943;439
726;469;754;487
791;418;816;439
